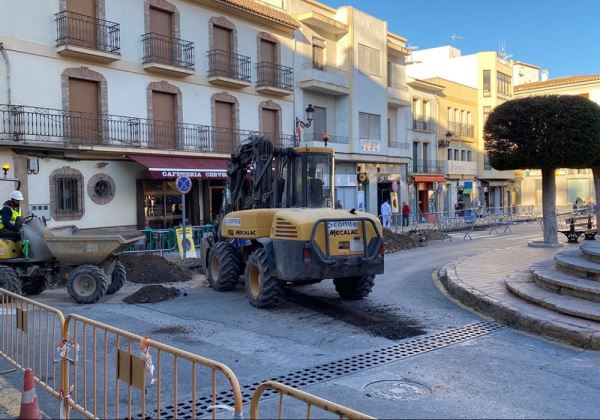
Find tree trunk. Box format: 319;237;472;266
592;166;600;228
541;168;557;243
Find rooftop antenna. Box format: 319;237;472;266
449;33;463;41
498;40;513;61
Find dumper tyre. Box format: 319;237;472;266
207;242;241;291
333;275;375;300
244;248;283;308
0;265;21;294
67;265;108;304
106;261;126;295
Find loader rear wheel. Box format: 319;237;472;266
67;265;108;304
207;242;241;291
244;249;283;309
106;261;126;295
333;275;375;300
0;265;21;294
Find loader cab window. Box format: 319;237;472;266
290;153;333;208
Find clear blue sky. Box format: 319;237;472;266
324;0;600;78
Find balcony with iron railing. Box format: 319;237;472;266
207;49;252;88
0;104;294;153
412;117;436;133
298;62;349;96
410;159;445;174
142;33;195;77
387;79;410;106
302;132;348;145
256;62;294;96
447;121;474;138
55;11;120;62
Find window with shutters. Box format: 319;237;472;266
357;44;380;76
312;37;325;70
359;112;381;152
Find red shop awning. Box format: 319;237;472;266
129;154;228;180
413;175;446;183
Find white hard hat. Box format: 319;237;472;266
10;191;23;201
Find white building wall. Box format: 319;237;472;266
408;47;479;88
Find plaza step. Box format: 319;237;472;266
505;272;600;322
580;242;600;263
554;248;600;281
530;260;600;302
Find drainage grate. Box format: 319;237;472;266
145;321;504;418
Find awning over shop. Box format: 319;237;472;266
413;175;446;183
129;154;228;180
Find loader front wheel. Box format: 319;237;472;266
333;275;375;300
68;265;108;304
0;265;21;294
207;242;241;291
106;261;126;295
244;249;283;309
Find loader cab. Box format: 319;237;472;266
276;147;334;209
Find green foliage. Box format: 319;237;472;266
484;95;600;170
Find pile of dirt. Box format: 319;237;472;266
120;254;193;284
384;230;425;253
123;285;180;304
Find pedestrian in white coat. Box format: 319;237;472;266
380;199;392;229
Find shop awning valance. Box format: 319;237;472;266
413;175;446;183
129;154;228;180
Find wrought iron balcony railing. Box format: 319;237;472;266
410;159;445;174
142;33;194;70
207;49;251;82
302;132;348;144
55;10;120;54
412;117;436;133
447;121;474;138
256;62;294;91
0;104;294;153
302;61;347;78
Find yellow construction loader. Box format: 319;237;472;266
201;136;384;308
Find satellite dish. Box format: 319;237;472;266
450;33;463;41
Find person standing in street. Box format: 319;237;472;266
402;201;410;227
380;199;392;229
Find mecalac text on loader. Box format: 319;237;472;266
328;221;359;236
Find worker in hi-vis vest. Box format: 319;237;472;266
0;190;24;241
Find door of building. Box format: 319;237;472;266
149;7;173;63
260;39;277;85
213;25;232;77
312;106;326;142
66;0;96;48
261;108;279;144
215;100;234;153
69;78;100;145
152;91;176;149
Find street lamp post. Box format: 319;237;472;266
295;104;315;145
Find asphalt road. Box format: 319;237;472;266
2;223;600;419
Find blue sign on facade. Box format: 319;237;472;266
176;175;192;194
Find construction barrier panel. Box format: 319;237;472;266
250;380;375;420
0;288;67;401
62;314;244;419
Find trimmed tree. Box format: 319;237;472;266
484;95;600;244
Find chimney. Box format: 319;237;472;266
541;69;549;81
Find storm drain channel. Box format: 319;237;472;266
145;321;504;419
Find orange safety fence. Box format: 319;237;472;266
250;381;376;420
62;314;244;419
0;288;68;401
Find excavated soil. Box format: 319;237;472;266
123;285;180;304
120;254;193;284
383;229;445;253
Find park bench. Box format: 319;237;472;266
558;214;597;243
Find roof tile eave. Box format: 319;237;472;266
515;75;600;91
216;0;300;29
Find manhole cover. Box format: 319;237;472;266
364;380;431;401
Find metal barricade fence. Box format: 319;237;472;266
122;228;177;256
250;381;375;420
62;314;244;419
0;288;67;401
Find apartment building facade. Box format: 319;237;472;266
407;46;516;213
514;75;600;209
0;0;300;230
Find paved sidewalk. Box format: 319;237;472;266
439;244;600;350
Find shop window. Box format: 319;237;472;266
143;180;183;229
